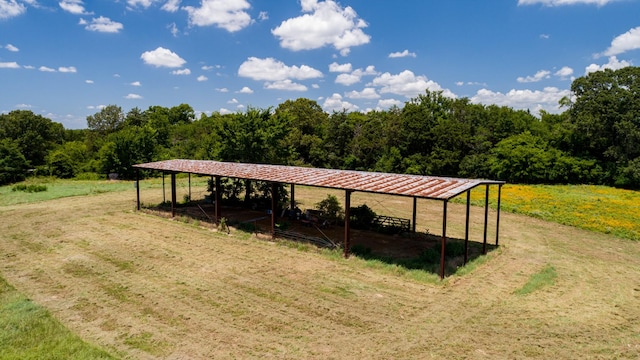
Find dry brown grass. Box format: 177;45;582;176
1;185;640;359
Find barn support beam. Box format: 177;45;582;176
162;172;166;203
271;182;278;240
171;172;177;218
440;200;448;279
215;176;222;223
464;190;470;265
290;184;295;211
412;197;417;233
344;190;352;258
483;184;489;255
136;169;140;211
188;173;191;201
496;184;503;246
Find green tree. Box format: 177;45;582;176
168;103;195;125
215;107;291;164
46;149;75;178
0;110;64;167
86;105;125;136
98;126;159;179
275;98;328;167
0;139;29;185
567;67;640;186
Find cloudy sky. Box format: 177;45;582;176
1;0;639;129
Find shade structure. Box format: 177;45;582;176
134;159;505;279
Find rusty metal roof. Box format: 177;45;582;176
134;159;504;200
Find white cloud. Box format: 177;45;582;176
335;73;360;86
335;65;377;85
237;86;253;94
162;0;180;12
219;108;232;115
15;103;31;108
168;22;179;37
81;16;123;33
202;65;214;70
370;70;455;98
227;98;238;104
471;86;571;114
517;69;551;83
258;11;268;20
216;87;228;92
5;43;18;52
388;49;416;58
455;81;464;86
264;80;308;91
39;66;56;72
329;62;352;73
602;26;640;57
345;87;379;99
130;81;141;86
238;57;322;81
271;0;370;55
322;93;359;112
127;0;155;8
197;75;208;81
311;83;319;89
141;47;186;68
171;68;191;75
58;66;77;73
0;61;20;68
540;34;550;39
0;0;27;20
183;0;253;32
125;93;143;99
554;66;574;79
59;0;92;15
585;55;631;74
85;79;93;84
376;98;403;110
23;65;34;69
518;0;620;6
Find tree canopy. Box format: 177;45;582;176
2;67;640;188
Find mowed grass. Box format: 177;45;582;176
0;276;117;360
1;179;640;358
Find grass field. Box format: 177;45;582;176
1;179;640;359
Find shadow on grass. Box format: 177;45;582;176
349;236;498;278
142;201;499;278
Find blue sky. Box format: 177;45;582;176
1;0;639;129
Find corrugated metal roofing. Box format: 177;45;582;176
134;159;504;201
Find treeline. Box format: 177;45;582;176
1;67;639;188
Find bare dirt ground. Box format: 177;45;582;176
1;186;640;359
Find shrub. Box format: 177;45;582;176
315;194;344;223
12;184;47;193
349;204;376;230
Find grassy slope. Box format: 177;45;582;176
0;180;639;358
0;276;117;360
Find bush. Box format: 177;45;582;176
12;184;47;193
349;204;376;230
315;194;344;223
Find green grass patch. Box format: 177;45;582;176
0;275;117;359
457;184;640;241
0;178;160;206
514;264;558;295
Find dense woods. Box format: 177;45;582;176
1;67;639;189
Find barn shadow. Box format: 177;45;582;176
143;200;498;278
